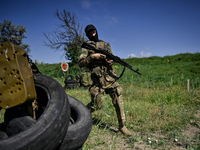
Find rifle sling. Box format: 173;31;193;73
115;66;126;81
106;66;126;81
101;66;126;90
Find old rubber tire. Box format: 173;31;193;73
5;111;36;137
0;123;8;139
58;95;92;150
0;74;70;150
65;75;79;89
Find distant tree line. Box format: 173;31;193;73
34;59;44;65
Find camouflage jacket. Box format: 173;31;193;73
78;40;117;87
79;40;113;68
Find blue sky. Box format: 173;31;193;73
1;0;200;64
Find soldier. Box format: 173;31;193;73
78;24;131;136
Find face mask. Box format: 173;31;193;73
85;25;99;42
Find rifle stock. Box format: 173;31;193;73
81;42;142;75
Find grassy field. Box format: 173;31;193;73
0;53;200;149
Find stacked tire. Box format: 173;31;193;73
64;75;79;89
0;74;92;150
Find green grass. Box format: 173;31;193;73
0;52;200;149
67;81;199;130
36;53;200;89
64;84;200;149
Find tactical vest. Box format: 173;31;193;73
86;40;113;68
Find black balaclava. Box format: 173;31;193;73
85;24;99;42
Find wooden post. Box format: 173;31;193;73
62;71;66;77
187;79;189;92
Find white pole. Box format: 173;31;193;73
187;79;189;92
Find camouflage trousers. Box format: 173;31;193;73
87;81;126;127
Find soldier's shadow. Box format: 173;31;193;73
92;117;119;133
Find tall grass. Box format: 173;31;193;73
65;83;199;133
36;53;200;89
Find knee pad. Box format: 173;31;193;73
116;86;123;96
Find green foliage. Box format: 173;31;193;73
36;63;81;78
0;109;5;122
44;10;86;64
37;52;200;89
0;20;31;53
64;38;84;65
114;53;200;89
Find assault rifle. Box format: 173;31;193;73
81;42;142;76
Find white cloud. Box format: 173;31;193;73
140;51;152;57
128;54;137;58
128;51;152;58
81;0;91;9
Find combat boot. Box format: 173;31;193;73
119;126;131;136
88;107;95;113
86;102;95;113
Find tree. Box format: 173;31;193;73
44;10;86;64
64;38;85;64
34;59;38;65
0;20;31;53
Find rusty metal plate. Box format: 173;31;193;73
0;42;37;109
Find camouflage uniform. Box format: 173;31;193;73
78;40;126;129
